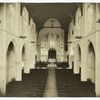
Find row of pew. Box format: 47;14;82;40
55;69;95;97
6;69;48;97
35;61;48;68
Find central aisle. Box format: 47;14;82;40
6;69;95;97
43;68;58;97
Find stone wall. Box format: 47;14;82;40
0;3;36;95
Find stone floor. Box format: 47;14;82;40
43;68;58;97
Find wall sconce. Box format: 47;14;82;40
75;36;82;39
19;36;26;39
31;41;35;43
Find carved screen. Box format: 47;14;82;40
49;33;57;49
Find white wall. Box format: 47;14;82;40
0;3;37;95
68;3;100;96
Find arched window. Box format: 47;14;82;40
6;41;16;83
8;4;16;32
76;8;82;37
87;4;94;33
22;7;28;36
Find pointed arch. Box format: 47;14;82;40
6;41;16;83
22;45;26;71
87;41;95;83
77;44;81;73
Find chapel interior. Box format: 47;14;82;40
0;3;100;97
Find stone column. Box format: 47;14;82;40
95;29;100;96
80;4;88;82
95;4;100;96
15;61;22;81
0;64;6;96
0;46;7;96
69;56;72;69
74;45;79;74
81;40;87;81
24;60;30;74
33;43;36;69
23;43;30;74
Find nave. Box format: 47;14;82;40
5;68;95;97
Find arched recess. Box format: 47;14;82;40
77;44;81;73
22;46;26;72
6;41;16;84
71;47;74;70
87;41;95;83
21;44;30;73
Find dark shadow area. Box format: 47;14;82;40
48;49;56;59
55;69;96;97
6;69;48;97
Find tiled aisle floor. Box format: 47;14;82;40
43;68;58;97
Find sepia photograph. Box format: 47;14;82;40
0;2;99;98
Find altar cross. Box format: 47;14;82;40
50;18;55;28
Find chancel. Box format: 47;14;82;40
0;3;100;97
38;18;64;64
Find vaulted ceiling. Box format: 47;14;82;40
21;3;82;50
21;3;82;32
